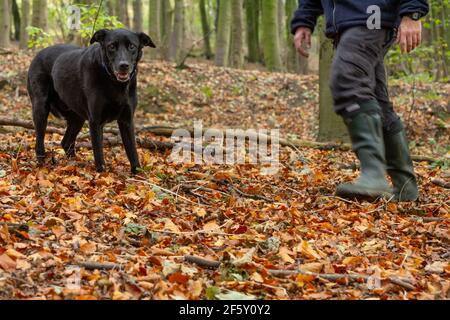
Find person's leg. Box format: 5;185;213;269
375;59;418;201
330;27;392;201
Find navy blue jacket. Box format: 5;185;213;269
291;0;429;37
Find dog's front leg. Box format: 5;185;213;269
89;121;105;172
118;119;140;174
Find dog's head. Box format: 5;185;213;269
90;29;156;82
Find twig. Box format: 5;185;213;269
176;28;216;69
129;178;199;205
180;183;230;196
408;216;445;223
213;179;274;202
0;222;29;233
76;261;119;270
184;255;221;269
267;269;416;290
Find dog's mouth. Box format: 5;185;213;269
115;71;130;82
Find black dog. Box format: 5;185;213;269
27;29;155;173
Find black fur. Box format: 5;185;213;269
27;29;155;173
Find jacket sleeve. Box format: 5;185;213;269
398;0;429;18
290;0;324;35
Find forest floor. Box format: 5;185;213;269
0;50;449;300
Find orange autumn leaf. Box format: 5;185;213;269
168;272;190;284
0;253;16;271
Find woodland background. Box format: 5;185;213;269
0;0;448;300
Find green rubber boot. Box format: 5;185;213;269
384;125;419;202
336;109;393;201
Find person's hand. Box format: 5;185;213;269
294;27;312;58
397;16;422;54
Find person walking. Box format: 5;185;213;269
291;0;429;202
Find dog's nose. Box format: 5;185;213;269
118;62;130;71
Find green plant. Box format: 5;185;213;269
77;5;124;46
26;4;124;49
26;26;54;49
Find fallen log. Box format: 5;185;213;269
0;118;65;135
0;117;444;163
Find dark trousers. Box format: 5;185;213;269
330;26;402;135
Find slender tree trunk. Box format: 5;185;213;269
20;0;30;49
11;0;20;40
0;0;10;47
230;0;244;68
277;0;285;57
31;0;47;30
199;0;213;59
149;0;160;42
169;0;183;62
261;0;282;71
160;0;172;59
285;0;308;73
105;0;114;15
318;18;347;142
245;0;260;63
116;0;130;28
132;0;143;32
438;0;449;78
214;0;232;66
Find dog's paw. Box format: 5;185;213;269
95;166;105;173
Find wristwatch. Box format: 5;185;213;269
405;12;422;20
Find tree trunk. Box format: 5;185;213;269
19;0;30;49
105;0;115;16
214;0;232;66
160;0;172;60
0;0;9;47
149;0;160;42
31;0;47;30
277;0;285;57
245;0;260;63
285;0;308;74
261;0;282;71
230;0;244;68
116;0;130;28
199;0;213;59
132;0;143;32
438;0;449;78
317;19;347;142
11;0;20;41
168;0;184;62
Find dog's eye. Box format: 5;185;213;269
129;44;136;50
108;44;116;51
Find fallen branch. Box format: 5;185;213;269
0;117;444;163
129;178;198;205
184;255;221;269
75;137;175;152
0;118;66;135
76;261;119;270
267;269;416;291
0;222;29;233
431;179;450;189
213;178;274;202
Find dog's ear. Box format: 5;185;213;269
138;32;156;48
90;29;109;45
